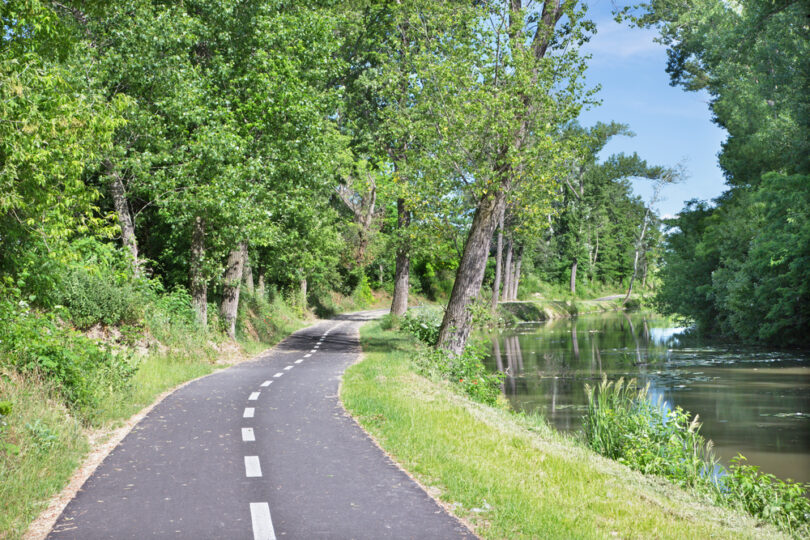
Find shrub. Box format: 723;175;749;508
351;274;375;308
58;266;145;328
414;344;504;406
724;455;810;536
0;298;137;418
378;313;401;331
401;309;442;345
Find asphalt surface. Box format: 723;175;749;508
48;311;472;540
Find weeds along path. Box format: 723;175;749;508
47;310;471;540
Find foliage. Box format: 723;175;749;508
657;173;810;345
413;344;504;406
584;375;810;535
400;309;442;346
584;375;716;489
0;298;137;418
724;455;810;537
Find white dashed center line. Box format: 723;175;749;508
283;365;293;371
243;408;255;418
304;353;312;358
273;372;283;378
248;392;260;401
242;428;255;442
250;502;277;540
294;359;303;364
244;456;262;477
260;380;272;387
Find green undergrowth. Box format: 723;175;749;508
0;285;308;540
342;321;784;539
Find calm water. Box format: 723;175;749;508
483;312;810;483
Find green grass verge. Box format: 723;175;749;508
341;321;784;539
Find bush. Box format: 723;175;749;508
414;344;504;406
58;266;146;328
351;274;375;308
0;298;137;418
724;455;810;536
378;313;401;331
401;309;442;345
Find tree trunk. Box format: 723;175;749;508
490;211;504;313
257;270;266;299
510;247;523;301
220;241;246;339
502;238;513;302
436;189;506;355
190;216;207;328
624;208;651;305
390;198;410;316
299;277;308;305
570;258;578;295
243;244;254;294
107;162;139;274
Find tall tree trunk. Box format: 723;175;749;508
299;277;308;305
510;247;523;301
490;211;504;313
220;241;246;339
570;258;578;295
390;198;410;316
257;270;266;299
243;244;254;294
624;208;651;305
190;217;207;328
106;161;139;274
436;189;506;355
502;238;513;302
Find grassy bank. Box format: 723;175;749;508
497;297;636;324
341;321;783;539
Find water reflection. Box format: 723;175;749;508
484;312;810;483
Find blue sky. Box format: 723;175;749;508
577;0;728;217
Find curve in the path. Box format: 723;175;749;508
48;311;472;540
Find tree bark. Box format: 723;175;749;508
624;207;651;304
243;244;254;294
510;247;523;301
390;198;410;316
299;277;308;305
502;238;513;302
570;259;578;295
106;161;139;274
220;241;246;339
436;189;506;355
190;216;207;328
490;211;504;313
257;270;266;299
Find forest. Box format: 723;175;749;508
1;0;807;397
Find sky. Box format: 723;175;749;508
576;0;729;218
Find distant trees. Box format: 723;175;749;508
626;0;810;345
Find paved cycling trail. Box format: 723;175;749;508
48;311;472;539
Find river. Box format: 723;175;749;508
483;312;810;484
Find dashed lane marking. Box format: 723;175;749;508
243;408;255;418
273;372;283;378
244;456;262;477
283;366;293;371
294;359;303;364
242;428;255;442
250;502;277;540
249;392;260;401
304;354;312;358
260;380;272;387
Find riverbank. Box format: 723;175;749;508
497;295;637;324
341;321;784;539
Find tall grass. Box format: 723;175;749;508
584;374;810;537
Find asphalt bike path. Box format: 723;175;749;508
48;311;472;539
